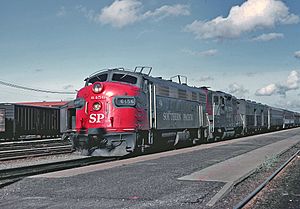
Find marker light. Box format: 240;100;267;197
92;83;103;94
93;102;102;111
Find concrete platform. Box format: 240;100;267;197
1;128;300;209
31;128;298;179
179;135;300;206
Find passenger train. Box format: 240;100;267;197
71;67;300;156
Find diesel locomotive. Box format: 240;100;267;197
71;67;300;156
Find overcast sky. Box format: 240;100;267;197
1;0;300;111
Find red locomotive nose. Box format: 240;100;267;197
74;68;151;156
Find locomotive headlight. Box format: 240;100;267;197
92;83;103;94
114;97;136;107
93;102;102;111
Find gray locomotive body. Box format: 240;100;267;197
205;90;241;139
237;100;269;135
145;75;208;146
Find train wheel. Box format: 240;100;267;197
244;128;248;135
61;133;70;141
192;138;201;145
135;132;151;154
199;128;209;144
63;133;77;152
80;148;90;156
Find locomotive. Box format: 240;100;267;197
71;67;300;157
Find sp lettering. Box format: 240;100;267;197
89;114;105;123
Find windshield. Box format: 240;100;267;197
86;74;108;86
112;73;137;84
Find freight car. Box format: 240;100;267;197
71;67;300;157
0;103;60;140
60;100;76;134
60;100;77;145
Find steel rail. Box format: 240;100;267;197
233;149;300;209
0;138;64;145
0;138;73;161
0;157;116;188
0;146;73;161
0;145;72;154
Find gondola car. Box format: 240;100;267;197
0;103;60;140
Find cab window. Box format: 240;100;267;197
86;74;108;85
213;96;219;105
143;79;149;93
221;97;225;106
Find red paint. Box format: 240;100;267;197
76;82;148;133
202;88;213;115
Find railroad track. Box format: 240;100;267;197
0;157;117;188
0;138;73;161
233;149;300;209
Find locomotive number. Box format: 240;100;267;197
91;96;106;100
89;113;105;123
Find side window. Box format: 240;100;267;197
143;79;149;93
221;97;225;106
213;96;219;105
207;91;212;105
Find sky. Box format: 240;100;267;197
0;0;300;111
